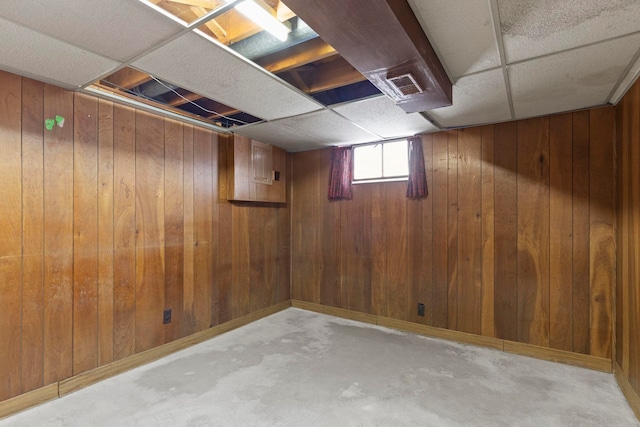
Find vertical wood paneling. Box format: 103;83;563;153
276;158;291;303
97;100;114;366
370;183;387;316
319;151;341;308
193;129;213;330
72;93;99;375
182;125;195;334
232;205;250;318
549;113;573;352
291;109;616;364
0;71;22;401
516;117;550;347
217;196;232;325
249;206;267;313
431;133;448;328
406;188;423;324
447;132;459;330
43;84;74;384
617;79;640;395
291;150;314;302
344;185;371;313
210;133;220;326
457;128;482;334
0;72;292;405
291;150;318;303
216;136;232;324
421;135;434;326
134;111;165;353
164;119;184;341
386;182;408;321
481;126;495;338
615;92;628;371
629;82;640;392
113;104;136;360
21;78;44;393
494;122;518;341
630;83;640;391
573;111;591;355
589;108;614;359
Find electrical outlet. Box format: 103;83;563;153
163;308;172;324
417;303;425;317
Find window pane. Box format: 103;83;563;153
353;144;382;180
383;140;408;177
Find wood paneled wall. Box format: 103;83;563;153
292;109;615;358
616;78;640;402
0;71;290;402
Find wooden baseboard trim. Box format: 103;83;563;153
291;300;611;373
0;384;58;420
377;316;504;351
503;341;612;372
614;362;640;421
1;301;291;419
291;300;378;325
60;300;291;397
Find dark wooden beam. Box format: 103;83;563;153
283;0;452;112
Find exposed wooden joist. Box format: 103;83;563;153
287;70;310;93
207;107;242;120
275;1;296;21
303;58;366;94
190;6;228;40
256;38;337;74
166;0;220;9
103;68;152;90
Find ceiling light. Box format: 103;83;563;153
228;0;291;42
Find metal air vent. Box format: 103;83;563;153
387;72;424;97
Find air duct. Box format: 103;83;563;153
282;0;452;112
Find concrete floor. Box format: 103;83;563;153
1;308;638;426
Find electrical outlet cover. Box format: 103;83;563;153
163;309;172;324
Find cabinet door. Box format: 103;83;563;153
251;139;273;186
227;136;286;203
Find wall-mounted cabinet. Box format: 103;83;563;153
225;135;287;203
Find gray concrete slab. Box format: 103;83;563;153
1;308;637;426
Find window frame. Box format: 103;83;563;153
351;139;409;185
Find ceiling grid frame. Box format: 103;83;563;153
0;0;637;150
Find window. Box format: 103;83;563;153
353;140;408;183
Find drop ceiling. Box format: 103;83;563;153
0;0;638;152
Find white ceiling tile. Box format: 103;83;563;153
275;110;380;145
510;33;640;119
333;95;438;138
0;17;120;88
499;0;640;63
132;32;323;121
233;122;329;152
0;0;184;62
428;68;511;128
409;0;500;79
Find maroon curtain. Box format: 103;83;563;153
406;136;428;199
328;146;353;200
